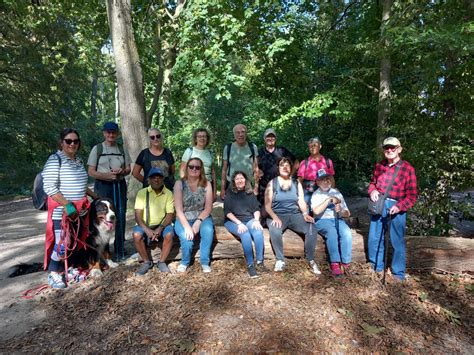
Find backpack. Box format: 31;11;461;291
272;177;299;200
32;153;62;210
95;143;125;169
225;141;256;178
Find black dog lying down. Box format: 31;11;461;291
69;198;119;277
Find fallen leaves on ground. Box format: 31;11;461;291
1;260;473;353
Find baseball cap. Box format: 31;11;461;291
316;168;333;180
263;128;277;139
147;167;164;179
382;137;401;147
103;122;119;131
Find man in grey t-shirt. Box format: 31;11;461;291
220;123;259;200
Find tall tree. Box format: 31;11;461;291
376;0;393;148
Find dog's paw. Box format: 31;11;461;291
90;268;103;278
106;259;119;268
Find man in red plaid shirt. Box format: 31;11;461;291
367;137;417;281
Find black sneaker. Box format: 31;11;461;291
247;264;259;278
136;261;153;276
256;262;270;273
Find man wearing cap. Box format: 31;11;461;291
221;123;259;200
133;167;175;275
88;121;131;260
257;128;297;205
297;137;335;210
367;137;417;281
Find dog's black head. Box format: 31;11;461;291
89;198;116;233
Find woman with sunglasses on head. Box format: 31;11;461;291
174;157;214;273
224;171;266;278
179;128;217;201
132;128;176;191
265;157;320;274
42;128;98;288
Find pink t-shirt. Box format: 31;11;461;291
297;155;335;180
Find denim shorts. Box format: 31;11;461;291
132;224;174;246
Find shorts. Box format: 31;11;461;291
132;224;174;246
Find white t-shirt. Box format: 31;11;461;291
311;187;348;219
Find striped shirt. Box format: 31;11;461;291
42;150;89;220
368;159;417;212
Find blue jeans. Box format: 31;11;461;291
314;218;352;264
368;199;407;280
224;219;264;265
303;190;313;214
175;217;214;266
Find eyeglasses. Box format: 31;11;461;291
64;139;80;145
196;134;208;139
105;130;117;135
149;134;162;140
188;165;201;171
383;145;399;151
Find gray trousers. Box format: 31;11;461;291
267;213;317;262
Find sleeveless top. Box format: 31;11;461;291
271;177;300;215
182;180;207;220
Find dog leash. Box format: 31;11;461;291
21;284;50;299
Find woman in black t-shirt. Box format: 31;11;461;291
132;128;175;191
224;171;267;278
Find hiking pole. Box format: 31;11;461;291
116;180;125;260
382;209;393;286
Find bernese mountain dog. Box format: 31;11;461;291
70;198;119;277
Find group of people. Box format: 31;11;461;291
42;122;417;288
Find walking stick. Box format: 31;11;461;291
115;181;125;260
382;210;392;286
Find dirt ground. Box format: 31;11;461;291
0;198;472;353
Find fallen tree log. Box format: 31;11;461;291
156;226;474;274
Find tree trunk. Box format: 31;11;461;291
153;227;474;274
106;0;149;198
90;72;98;122
376;0;393;149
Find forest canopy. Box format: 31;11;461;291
0;0;472;235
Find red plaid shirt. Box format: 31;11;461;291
368;159;417;212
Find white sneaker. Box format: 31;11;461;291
177;264;187;273
274;260;285;272
309;260;322;275
201;265;212;273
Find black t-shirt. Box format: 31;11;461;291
135;148;175;190
224;190;260;223
258;146;296;189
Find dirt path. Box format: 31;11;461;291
0;198;472;352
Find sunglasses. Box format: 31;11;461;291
149;134;162;140
188;165;201;171
383;145;399;151
64;139;80;145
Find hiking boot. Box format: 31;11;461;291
201;264;212;273
330;262;343;277
247;264;259;278
157;262;171;273
48;272;66;289
177;264;187;273
135;261;153;276
309;260;322;275
274;260;285;272
341;263;351;276
256;261;270;273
